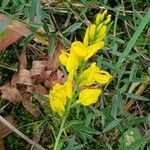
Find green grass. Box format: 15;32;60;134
0;0;150;150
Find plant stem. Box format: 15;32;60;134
53;114;67;150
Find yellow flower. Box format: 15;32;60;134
77;88;102;106
59;50;69;66
49;83;67;114
79;63;112;86
59;49;79;74
64;71;74;99
89;24;96;40
71;41;87;57
66;51;79;74
84;41;104;60
49;71;74;114
83;27;90;47
95;10;107;25
71;41;104;61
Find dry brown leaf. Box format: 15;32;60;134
0;115;16;139
0;84;22;103
0;140;5;150
17;69;33;86
34;84;48;95
44;69;65;88
30;60;48;84
19;47;27;70
22;95;40;117
11;72;19;87
26;86;34;94
44;70;52;88
0;29;22;52
9;20;31;37
33;84;48;105
0;14;31;51
48;42;63;71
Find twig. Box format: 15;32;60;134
0;115;46;150
0;63;17;72
124;84;148;112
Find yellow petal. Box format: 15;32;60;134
84;41;104;60
83;27;90;47
65;71;74;98
98;25;107;38
71;41;87;57
94;70;112;85
59;50;69;66
77;88;102;106
103;15;111;25
50;98;65;114
66;52;79;73
96;23;103;32
95;10;107;25
95;13;104;25
89;24;96;40
79;63;97;86
49;83;67;114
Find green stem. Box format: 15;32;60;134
53;114;67;150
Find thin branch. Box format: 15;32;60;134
0;115;46;150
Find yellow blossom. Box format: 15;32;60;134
49;83;67;114
77;88;102;106
66;51;79;74
59;50;69;66
95;10;107;25
71;41;87;57
89;24;96;40
64;71;74;99
70;41;104;61
83;27;90;47
84;41;104;60
49;72;74;114
79;62;112;86
59;49;79;74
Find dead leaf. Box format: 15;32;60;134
30;61;48;84
26;86;34;94
34;84;48;95
22;95;40;117
0;84;22;103
44;70;52;88
11;72;19;87
17;69;33;86
0;14;31;51
48;42;63;71
0;115;16;139
0;29;22;52
34;35;49;45
0;140;5;150
19;47;27;70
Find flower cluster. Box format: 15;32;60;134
49;10;112;115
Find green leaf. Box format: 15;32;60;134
125;117;147;127
29;0;37;22
126;93;150;101
119;128;141;150
47;33;57;57
111;90;123;118
2;0;11;9
36;1;42;23
102;119;122;133
129;134;150;149
117;8;150;67
63;22;82;36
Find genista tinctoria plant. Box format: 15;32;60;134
49;10;112;149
